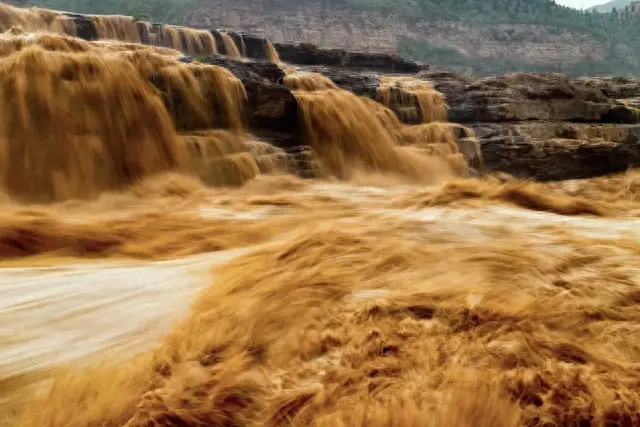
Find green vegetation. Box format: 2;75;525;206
323;0;618;37
398;38;640;77
27;0;635;32
588;0;633;13
20;0;640;76
27;0;204;23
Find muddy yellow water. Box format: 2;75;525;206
1;172;640;427
0;250;244;409
0;10;640;426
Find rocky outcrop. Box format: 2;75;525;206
422;71;640;124
45;8;640;181
189;51;640;180
471;122;640;180
293;65;640;180
181;0;637;69
240;33;271;60
421;72;640;179
62;12;98;40
303;66;381;98
275;42;424;73
580;76;640;101
188;55;301;144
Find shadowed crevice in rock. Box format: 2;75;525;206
181;55;302;149
62;12;98;40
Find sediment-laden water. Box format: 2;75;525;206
1;4;640;426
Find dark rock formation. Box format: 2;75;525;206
275;43;343;66
345;51;423;73
274;42;425;73
446;75;640;180
62;13;97;41
580;76;640;100
191;55;301;147
471;122;640;180
241;34;270;60
422;71;640;124
194;54;285;84
42;10;640;181
425;73;640;180
303;66;381;98
456;137;484;173
210;30;225;55
285;146;318;179
136;21;150;44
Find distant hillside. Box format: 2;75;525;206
587;0;633;13
16;0;640;76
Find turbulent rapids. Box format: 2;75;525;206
1;3;640;427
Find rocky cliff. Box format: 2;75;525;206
181;0;636;68
187;36;640;181
7;4;639;181
277;44;640;180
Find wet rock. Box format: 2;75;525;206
303;66;381;98
448;123;476;139
423;72;640;124
274;42;425;73
345;51;424;73
211;30;225;54
193;54;285;84
136;21;150;44
474;122;640;180
62;13;97;41
225;30;245;55
194;55;300;143
242;33;270;60
456;137;484;172
245;80;298;134
275;42;343;66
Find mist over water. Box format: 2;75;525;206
0;3;640;427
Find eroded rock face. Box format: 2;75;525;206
62;13;98;41
40;7;640;181
304;66;381;98
270;63;640;180
275;42;425;73
423;72;640;124
182;0;636;69
422;74;640;180
182;55;301;145
475;123;640;181
579;76;640;100
420;73;640;180
241;33;271;60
